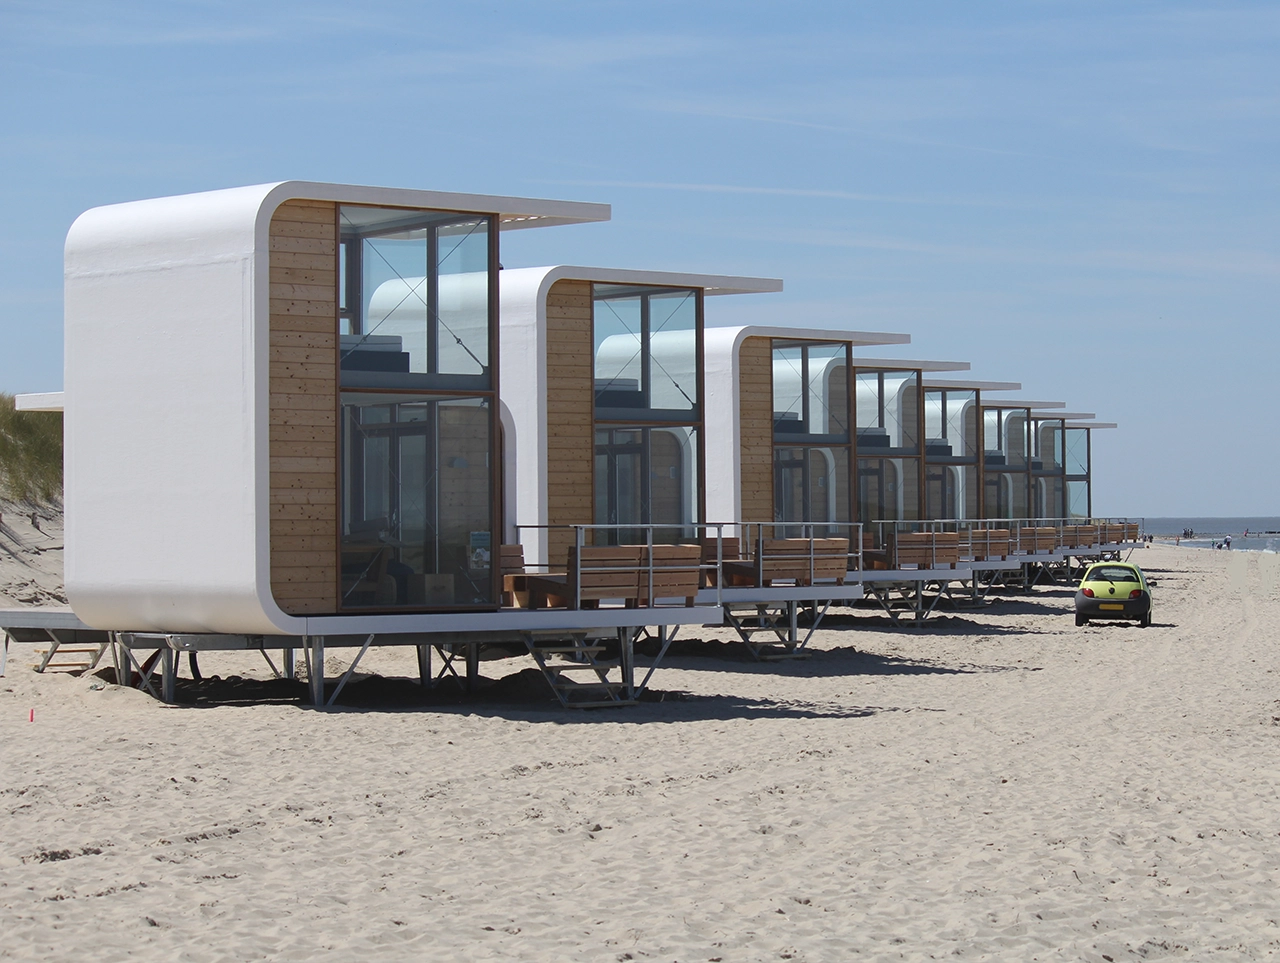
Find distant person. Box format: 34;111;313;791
1225;534;1233;550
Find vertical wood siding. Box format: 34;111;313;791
738;336;774;523
544;279;594;565
268;199;339;614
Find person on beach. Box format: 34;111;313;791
1225;534;1233;550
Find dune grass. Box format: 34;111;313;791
0;394;62;504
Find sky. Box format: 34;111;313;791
1;0;1276;516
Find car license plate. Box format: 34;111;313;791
1099;603;1124;611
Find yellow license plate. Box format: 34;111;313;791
1099;603;1124;611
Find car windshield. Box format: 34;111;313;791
1087;566;1140;582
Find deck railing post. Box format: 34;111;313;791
647;525;654;609
574;526;583;610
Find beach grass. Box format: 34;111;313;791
0;393;62;504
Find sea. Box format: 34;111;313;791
1143;516;1280;553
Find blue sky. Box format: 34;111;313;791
2;0;1276;515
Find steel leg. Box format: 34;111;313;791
161;647;175;704
283;647;296;681
416;644;431;686
308;636;325;706
466;643;480;692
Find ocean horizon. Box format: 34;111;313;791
1142;516;1280;552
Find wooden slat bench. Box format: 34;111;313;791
524;544;703;609
500;544;534;608
636;544;703;606
700;537;744;587
722;537;849;587
891;532;960;569
526;546;644;610
1059;525;1099;549
1015;527;1058;554
959;529;1011;561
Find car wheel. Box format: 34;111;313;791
1075;614;1087;627
1139;613;1151;628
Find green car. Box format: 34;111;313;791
1074;561;1152;628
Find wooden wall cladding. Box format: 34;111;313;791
268;199;339;614
738;336;774;523
544;279;594;565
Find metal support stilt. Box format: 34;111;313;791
416;644;431;686
307;636;325;706
161;646;175;704
620;627;636;702
283;647;296;681
789;601;798;645
465;643;479;692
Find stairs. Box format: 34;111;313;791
722;603;813;660
525;638;634;708
35;640;110;674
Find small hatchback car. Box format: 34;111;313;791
1075;561;1152;627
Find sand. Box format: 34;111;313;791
3;542;1280;961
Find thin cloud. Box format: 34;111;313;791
536;178;1038;210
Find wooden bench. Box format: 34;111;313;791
525;544;702;609
500;544;533;607
861;532;890;570
722;537;849;587
1059;525;1099;549
1015;527;1057;554
959;529;1011;561
636;544;703;606
891;532;960;569
699;537;744;587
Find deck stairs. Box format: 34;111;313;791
722;602;815;660
525;636;634;708
34;639;111;674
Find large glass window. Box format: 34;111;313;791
772;342;849;439
1067;479;1090;519
593;426;699;544
593;285;699;418
858;457;920;524
339;206;491;389
1064;428;1090;520
591;283;703;543
1065;428;1090;477
1037;476;1065;519
774;447;851;536
926;464;979;520
855;370;919;453
982;407;1032;520
770;342;853;530
341;393;493;609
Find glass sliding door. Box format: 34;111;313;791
593;426;699;544
341;393;493;608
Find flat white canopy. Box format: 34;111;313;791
14;391;64;412
980;400;1067;410
1066;421;1118;429
1033;411;1096;420
521;265;782;295
853;358;970;372
921;378;1019;390
710;324;903;343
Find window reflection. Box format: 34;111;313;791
338;206;490;387
340;393;492;609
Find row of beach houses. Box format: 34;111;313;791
7;181;1130;706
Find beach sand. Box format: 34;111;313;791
3;543;1280;961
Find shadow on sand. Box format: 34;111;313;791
93;665;944;722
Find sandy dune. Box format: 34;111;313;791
3;544;1280;961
